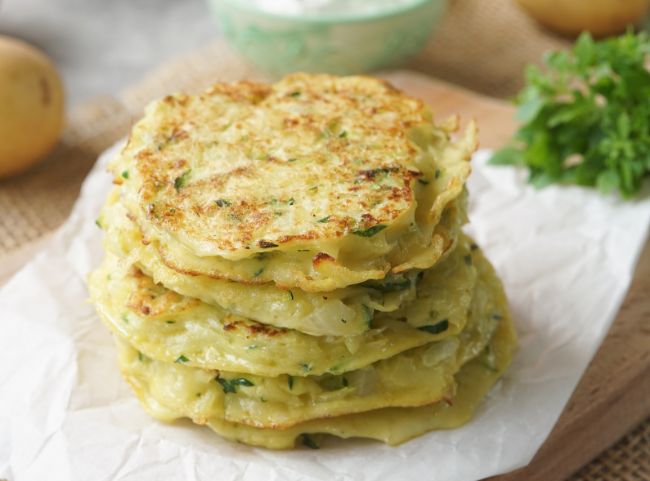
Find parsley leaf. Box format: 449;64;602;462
352;224;387;237
418;319;449;335
215;198;231;207
301;434;319;449
491;31;650;199
174;169;191;191
363;276;411;293
216;377;254;394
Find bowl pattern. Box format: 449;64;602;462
211;1;445;76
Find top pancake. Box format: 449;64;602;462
110;74;476;290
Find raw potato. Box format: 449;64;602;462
516;0;650;37
0;36;64;179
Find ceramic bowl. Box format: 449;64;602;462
208;0;446;76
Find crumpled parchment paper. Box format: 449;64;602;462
0;145;648;481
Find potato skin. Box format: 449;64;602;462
516;0;650;37
0;36;64;179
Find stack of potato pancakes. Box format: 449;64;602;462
89;74;516;449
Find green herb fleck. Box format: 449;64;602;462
165;320;176;324
360;167;398;179
137;351;146;362
300;362;313;373
340;318;347;324
317;215;330;223
253;267;264;277
287;197;295;206
365;277;411;293
361;304;373;328
338;130;348;138
352;224;387;237
301;434;319;450
464;255;472;266
121;170;129;179
217;377;254;394
490;31;650;199
288;290;294;300
288;375;294;390
216;378;236;394
329;364;342;373
174;169;191;191
470;243;479;251
121;313;129;323
215;198;231;207
175;354;189;364
434;169;441;179
492;313;503;321
289;91;301;97
95;218;102;229
418;178;429;185
342;377;349;387
418;319;449;335
234;378;254;386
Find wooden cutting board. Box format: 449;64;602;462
0;69;648;481
388;71;650;481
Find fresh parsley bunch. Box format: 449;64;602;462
490;31;650;198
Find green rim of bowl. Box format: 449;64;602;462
215;0;437;23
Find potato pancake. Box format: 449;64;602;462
116;295;515;447
109;74;475;291
89;236;480;375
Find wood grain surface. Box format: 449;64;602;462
1;70;647;481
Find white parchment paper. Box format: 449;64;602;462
1;145;649;481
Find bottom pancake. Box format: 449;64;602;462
115;303;516;448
